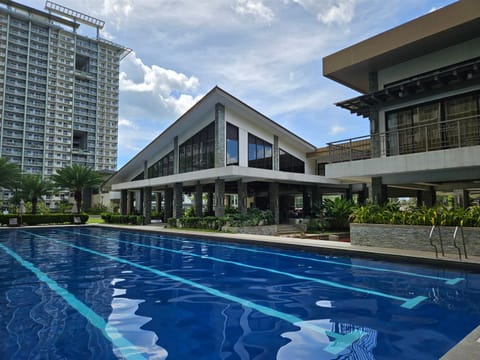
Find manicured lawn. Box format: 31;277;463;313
86;216;104;224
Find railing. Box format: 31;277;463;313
326;115;480;163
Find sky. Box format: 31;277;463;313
22;0;457;168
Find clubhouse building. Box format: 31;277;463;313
104;87;351;223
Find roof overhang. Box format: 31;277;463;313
323;0;480;94
111;166;343;191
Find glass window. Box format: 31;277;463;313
279;149;304;173
226;123;239;165
179;122;215;173
248;133;272;169
146;150;174;179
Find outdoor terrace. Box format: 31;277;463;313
324;115;480;164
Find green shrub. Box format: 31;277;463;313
102;214;145;225
322;198;355;230
351;204;480;227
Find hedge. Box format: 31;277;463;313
101;213;145;225
0;214;89;226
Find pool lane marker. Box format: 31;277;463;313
20;230;364;355
109;230;463;286
59;229;427;309
0;243;148;360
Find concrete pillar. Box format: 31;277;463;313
173;136;179;174
312;187;323;215
207;191;214;215
273;135;279;171
345;185;353;201
127;191;133;215
144;160;148;179
237;180;247;215
173;183;183;218
303;186;312;217
139;190;144;214
214;178;225;217
454;189;469;209
195;182;203;217
357;184;367;205
269;182;280;224
120;189;127;215
143;186;152;224
214;103;226;168
371;177;387;205
155;192;162;214
164;188;173;222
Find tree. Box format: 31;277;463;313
51;164;103;212
19;174;53;214
0;157;21;190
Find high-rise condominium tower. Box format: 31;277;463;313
0;0;130;177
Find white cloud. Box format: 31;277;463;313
118;118;136;128
329;125;346;136
119;52;200;117
234;0;275;23
290;0;356;25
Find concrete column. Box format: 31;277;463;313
214;103;226;168
173;183;183;218
155;192;162;214
207;191;214;215
302;186;312;217
144;160;149;179
127;191;133;215
120;190;127;215
143;186;152;224
237;180;247;215
139;190;144;214
195;182;203;217
356;184;367;205
173;136;179;174
273;135;279;171
345;185;353;201
269;182;280;224
371;177;387;205
312;187;323;214
214;179;225;217
164;188;173;222
454;189;469;209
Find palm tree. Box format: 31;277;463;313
19;174;53;214
51;164;103;212
0;157;21;190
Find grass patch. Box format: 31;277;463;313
87;216;105;224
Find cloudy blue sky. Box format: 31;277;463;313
24;0;456;168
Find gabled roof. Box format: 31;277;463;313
323;0;480;93
105;86;316;187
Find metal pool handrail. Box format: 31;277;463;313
429;225;444;258
453;226;468;260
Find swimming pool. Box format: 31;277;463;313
0;226;479;359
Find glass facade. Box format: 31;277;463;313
226;123;239;165
179;122;215;173
386;91;480;155
148;150;174;178
279;149;304;173
248;133;272;169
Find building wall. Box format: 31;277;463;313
378;38;480;89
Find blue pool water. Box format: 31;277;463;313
0;227;479;359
